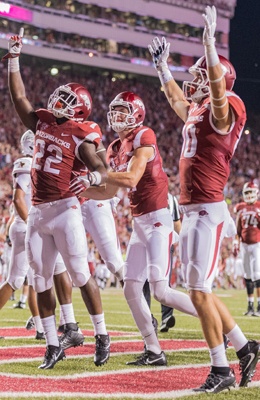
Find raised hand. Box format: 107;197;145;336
148;36;170;70
202;5;217;46
2;27;24;61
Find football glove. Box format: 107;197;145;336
2;27;24;61
70;175;91;196
202;5;217;46
148;36;170;71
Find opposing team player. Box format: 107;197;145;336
234;181;260;316
148;4;259;392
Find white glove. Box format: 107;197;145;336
70;175;91;196
148;36;170;71
2;27;24;61
202;5;217;46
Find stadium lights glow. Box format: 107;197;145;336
50;67;59;76
244;129;250;135
111;77;116;82
88;52;94;57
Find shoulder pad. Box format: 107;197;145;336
36;108;56;123
12;157;32;175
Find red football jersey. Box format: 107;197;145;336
234;201;260;244
31;110;102;204
179;92;246;205
107;126;168;217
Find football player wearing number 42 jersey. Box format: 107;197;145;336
147;4;259;393
4;28;110;369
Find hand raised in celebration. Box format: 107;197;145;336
148;36;170;70
202;5;217;46
2;27;24;61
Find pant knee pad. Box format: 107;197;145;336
150;281;168;304
7;276;24;291
69;270;90;287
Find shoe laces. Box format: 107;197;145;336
239;353;251;373
96;335;109;349
199;373;220;390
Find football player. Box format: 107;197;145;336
4;29;110;369
234;181;260;316
70;90;200;367
147;4;259;392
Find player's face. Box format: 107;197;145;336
111;106;129;123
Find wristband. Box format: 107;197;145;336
89;171;102;186
157;65;173;86
8;57;20;73
204;43;219;67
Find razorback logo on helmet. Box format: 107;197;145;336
154;222;162;228
80;94;91;110
134;99;145;110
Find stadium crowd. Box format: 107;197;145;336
0;61;260;288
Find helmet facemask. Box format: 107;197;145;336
48;85;81;121
183;67;210;103
107;102;140;133
243;189;258;204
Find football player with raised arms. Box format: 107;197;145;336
3;28;110;369
234;181;260;316
147;4;259;392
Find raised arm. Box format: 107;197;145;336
3;28;38;132
202;6;232;131
148;37;190;122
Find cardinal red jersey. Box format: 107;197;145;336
31;109;102;204
234;201;260;244
179;92;246;205
107;126;168;217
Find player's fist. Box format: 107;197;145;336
2;27;24;61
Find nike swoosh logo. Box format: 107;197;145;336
244;353;256;371
147;356;163;364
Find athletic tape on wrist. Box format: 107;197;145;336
90;171;102;186
204;44;219;67
158;66;173;86
8;57;20;73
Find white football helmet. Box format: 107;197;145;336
242;181;259;204
20;130;34;156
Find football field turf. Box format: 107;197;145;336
0;286;259;399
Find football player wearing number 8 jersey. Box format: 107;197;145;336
147;4;259;392
5;29;110;370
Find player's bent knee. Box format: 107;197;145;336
70;271;90;287
123;280;143;301
7;276;25;291
34;276;53;292
150;281;168;303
